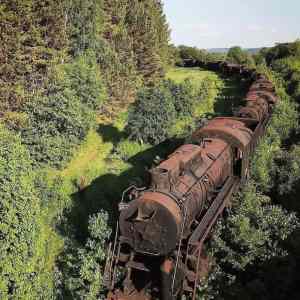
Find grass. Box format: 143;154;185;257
166;67;219;86
61;130;113;184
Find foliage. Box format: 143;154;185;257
19;51;106;168
115;139;151;161
203;182;299;299
126;0;170;83
263;40;300;65
0;0;67;114
257;40;300;101
0;1;172;299
63;51;107;110
126;74;220;144
67;0;104;55
164;79;195;117
0;125;60;299
250;75;298;191
177;45;210;63
100;0;171;104
227;46;255;67
20;71;93;168
57;212;111;300
274;146;300;196
126;84;176;144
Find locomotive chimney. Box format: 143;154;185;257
149;167;171;192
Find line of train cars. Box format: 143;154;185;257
104;62;278;300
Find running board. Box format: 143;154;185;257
189;176;240;248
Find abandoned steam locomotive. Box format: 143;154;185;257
104;62;278;300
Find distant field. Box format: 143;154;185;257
166;67;219;86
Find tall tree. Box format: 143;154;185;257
126;0;170;84
0;0;67;114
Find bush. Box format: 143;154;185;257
203;182;299;299
0;125;56;299
250;79;298;192
126;84;176;144
274;146;300;196
57;212;111;299
64;51;107;111
20;52;106;168
164;79;195;118
21;88;94;168
126;77;213;144
227;46;255;67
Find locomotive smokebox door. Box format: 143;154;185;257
119;193;181;256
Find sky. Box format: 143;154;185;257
163;0;300;49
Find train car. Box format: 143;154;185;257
104;64;277;300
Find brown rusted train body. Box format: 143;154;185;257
104;62;278;300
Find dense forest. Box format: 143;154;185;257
0;1;171;298
1;1;300;299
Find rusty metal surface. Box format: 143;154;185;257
192;117;253;150
246;89;277;104
119;138;233;256
237;97;269;121
105;63;278;300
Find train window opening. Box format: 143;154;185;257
234;148;243;177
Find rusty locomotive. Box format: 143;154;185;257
104;62;278;300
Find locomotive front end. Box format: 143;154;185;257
119;191;181;256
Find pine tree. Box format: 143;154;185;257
0;0;67;121
126;0;170;84
101;0;140;103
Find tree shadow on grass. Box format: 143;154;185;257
97;124;125;147
63;134;184;244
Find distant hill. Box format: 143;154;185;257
208;48;262;54
246;48;262;54
207;48;229;54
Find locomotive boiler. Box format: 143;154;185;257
104;62;277;300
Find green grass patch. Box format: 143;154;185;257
61;129;113;187
115;140;151;161
166;67;219;86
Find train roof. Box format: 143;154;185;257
192;117;253;150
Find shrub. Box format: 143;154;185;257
20;52;107;168
0;125;56;299
21;88;94;168
251;79;298;192
274;146;300;196
164;79;195;118
57;212;111;299
64;51;107;111
227;46;255;67
213;183;298;267
126;84;176;144
203;182;299;299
